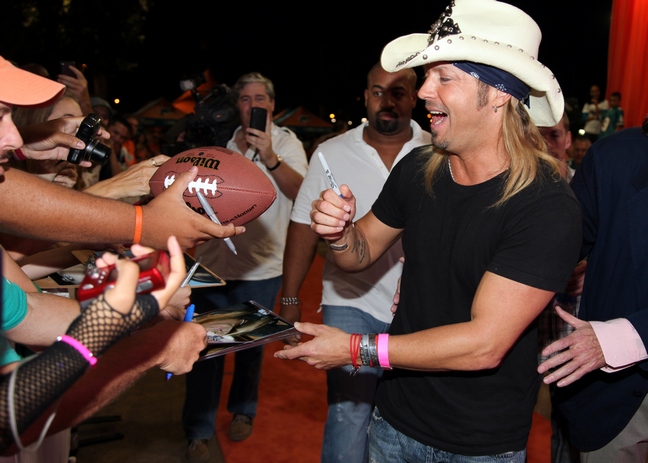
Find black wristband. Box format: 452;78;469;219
267;154;282;171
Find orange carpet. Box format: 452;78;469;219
215;252;551;463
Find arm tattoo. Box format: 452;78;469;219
350;228;367;265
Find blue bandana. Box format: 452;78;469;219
453;61;531;107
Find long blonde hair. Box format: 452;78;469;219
423;96;562;207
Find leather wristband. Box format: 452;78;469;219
267;154;282;171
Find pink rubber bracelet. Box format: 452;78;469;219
377;333;392;370
58;335;97;366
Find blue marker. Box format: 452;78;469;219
166;303;195;381
317;152;344;198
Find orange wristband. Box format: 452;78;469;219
133;205;143;244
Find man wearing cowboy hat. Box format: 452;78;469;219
274;0;582;461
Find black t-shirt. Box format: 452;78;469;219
372;147;582;455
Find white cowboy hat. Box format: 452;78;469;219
380;0;564;127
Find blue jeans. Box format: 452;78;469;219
368;408;526;463
321;305;390;463
182;276;282;440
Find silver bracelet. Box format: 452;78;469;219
368;333;379;367
359;334;369;367
328;242;348;251
279;297;301;306
359;333;379;368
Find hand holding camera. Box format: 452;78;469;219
77;250;170;308
67;113;111;165
77;236;189;315
17;115;111;167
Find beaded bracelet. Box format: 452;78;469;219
58;334;97;366
377;333;392;370
279;297;301;306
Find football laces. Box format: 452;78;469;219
163;175;219;196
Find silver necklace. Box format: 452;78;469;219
448;158;510;182
448;158;456;182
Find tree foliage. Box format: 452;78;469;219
2;0;151;106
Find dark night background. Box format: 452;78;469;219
1;0;613;129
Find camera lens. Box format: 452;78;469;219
82;138;111;165
67;113;111;165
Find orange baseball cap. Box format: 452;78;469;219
0;56;65;106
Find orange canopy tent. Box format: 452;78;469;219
133;97;188;127
273;106;333;136
172;69;221;114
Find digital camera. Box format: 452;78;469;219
67;113;111;165
76;250;170;309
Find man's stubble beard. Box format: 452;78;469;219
430;128;448;150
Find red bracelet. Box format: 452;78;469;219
133;205;143;245
349;333;361;375
12;148;27;161
57;335;97;366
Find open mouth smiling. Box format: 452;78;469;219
429;111;447;125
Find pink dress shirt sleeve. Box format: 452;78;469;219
591;318;648;372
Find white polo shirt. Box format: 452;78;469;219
196;123;308;281
291;121;431;323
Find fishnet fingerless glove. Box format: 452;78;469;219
0;294;159;452
67;293;159;357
